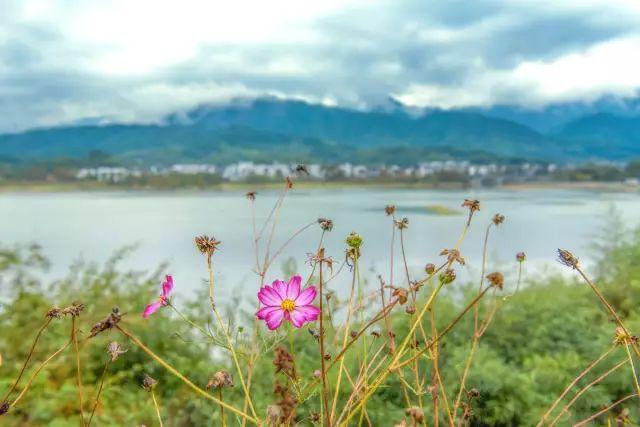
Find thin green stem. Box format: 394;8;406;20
624;344;640;402
87;359;110;427
116;325;259;425
151;389;164;427
537;345;615;427
2;317;52;402
11;339;72;408
72;317;86;427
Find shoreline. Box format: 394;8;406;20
0;180;639;193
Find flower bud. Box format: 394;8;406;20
439;269;456;284
425;263;436;275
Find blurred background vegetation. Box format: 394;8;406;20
1;217;639;426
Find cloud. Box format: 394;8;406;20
0;0;639;131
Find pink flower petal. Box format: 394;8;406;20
286;275;301;299
272;280;288;299
297;305;321;321
258;286;282;306
143;301;162;318
290;305;320;328
295;286;317;306
162;275;174;297
265;308;285;330
256;306;281;320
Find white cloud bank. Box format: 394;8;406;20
0;0;639;131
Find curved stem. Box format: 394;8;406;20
537;345;615;426
11;339;72;408
548;359;627;427
2;317;52;402
151;389;164;427
218;388;226;427
318;258;330;426
572;393;638;427
330;255;358;423
575;266;640;359
87;359;110;427
116;325;259;425
393;286;492;371
72;317;86;427
624;344;640;401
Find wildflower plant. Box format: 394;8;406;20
3;177;640;427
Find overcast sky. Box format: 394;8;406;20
1;0;640;132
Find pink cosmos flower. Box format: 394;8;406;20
256;275;320;330
143;275;174;318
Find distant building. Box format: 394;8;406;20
170;164;217;175
75;167;135;183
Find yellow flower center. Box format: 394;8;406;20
281;299;296;312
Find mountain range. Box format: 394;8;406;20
1;97;639;166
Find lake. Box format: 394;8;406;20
1;188;638;302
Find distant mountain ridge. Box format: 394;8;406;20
0;97;639;165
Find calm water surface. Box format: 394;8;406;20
1;188;639;301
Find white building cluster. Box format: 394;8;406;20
75;161;557;183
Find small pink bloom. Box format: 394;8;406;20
143;275;174;318
256;275;320;330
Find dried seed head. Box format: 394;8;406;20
425;263;436;275
273;347;296;377
385;205;396;216
46;307;63;319
309;411;321;423
0;401;9;415
194;235;221;255
467;388;480;398
440;248;465;265
613;327;639;346
405;306;416;315
317;218;333;231
62;302;85;317
394;217;409;229
206;371;234;389
516;252;526;262
245;191;257;201
439;268;457;285
492;213;505;225
47;302;85;319
462;199;481;212
486;272;504;289
350;330;358;339
266;405;283;426
142;374;157;391
405;407;425;423
392;287;409;305
557;249;578;269
107;341;127;362
89;308;122;338
370;330;381;338
323;354;331;361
